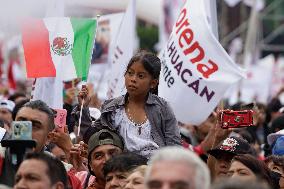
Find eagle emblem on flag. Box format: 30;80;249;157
51;37;72;56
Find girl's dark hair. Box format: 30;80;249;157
125;51;161;95
232;154;272;186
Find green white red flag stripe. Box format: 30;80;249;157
22;17;97;81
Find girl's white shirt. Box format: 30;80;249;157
113;107;159;158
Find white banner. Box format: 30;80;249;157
271;56;284;97
243;0;265;11
224;0;242;7
107;0;136;99
158;0;185;50
91;13;124;65
240;55;274;104
31;77;63;109
204;0;218;38
224;0;264;11
158;0;246;124
88;13;124;100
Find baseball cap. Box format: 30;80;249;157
0;99;15;112
208;136;252;158
87;129;124;176
88;129;124;154
272;136;284;156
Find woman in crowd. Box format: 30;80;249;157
212;179;271;189
125;165;147;189
265;155;284;175
227;154;272;187
265;155;284;189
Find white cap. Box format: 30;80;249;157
267;129;284;145
89;107;101;120
0;99;15;112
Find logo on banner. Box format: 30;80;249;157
51;37;72;56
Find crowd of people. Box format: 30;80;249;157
0;51;283;189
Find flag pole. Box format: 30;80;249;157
77;98;84;136
30;78;37;101
76;15;100;137
76;14;100;137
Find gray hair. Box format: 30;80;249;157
145;147;210;189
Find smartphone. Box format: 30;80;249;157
12;121;32;140
219;110;254;129
54;109;67;132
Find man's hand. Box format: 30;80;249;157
48;126;73;160
69;141;88;171
199;111;232;153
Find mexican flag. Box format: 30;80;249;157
22;17;97;81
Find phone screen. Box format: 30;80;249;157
12;121;32;140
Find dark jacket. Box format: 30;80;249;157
74;93;181;147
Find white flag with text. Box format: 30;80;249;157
158;0;246;124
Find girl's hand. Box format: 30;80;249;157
77;85;91;107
